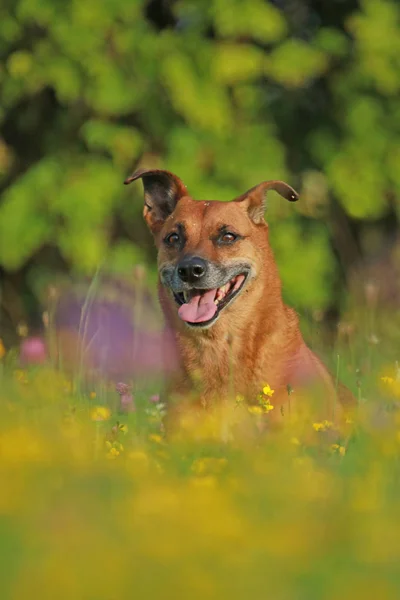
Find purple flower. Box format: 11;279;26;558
53;280;180;380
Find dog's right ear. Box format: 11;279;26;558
124;169;188;233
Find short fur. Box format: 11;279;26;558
125;169;354;427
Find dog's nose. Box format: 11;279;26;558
177;257;207;284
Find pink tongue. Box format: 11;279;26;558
178;289;218;323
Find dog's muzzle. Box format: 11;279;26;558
160;259;252;329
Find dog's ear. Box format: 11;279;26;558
124;168;188;232
235;181;299;224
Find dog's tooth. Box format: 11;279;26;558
183;291;189;302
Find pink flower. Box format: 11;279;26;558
149;394;160;403
20;336;47;365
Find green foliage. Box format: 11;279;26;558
0;0;399;318
270;219;335;310
211;0;287;43
265;39;328;88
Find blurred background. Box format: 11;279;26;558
0;0;399;358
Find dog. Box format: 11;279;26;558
125;168;354;431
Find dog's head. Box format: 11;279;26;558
125;169;298;330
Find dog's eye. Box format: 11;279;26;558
164;232;180;246
220;232;237;244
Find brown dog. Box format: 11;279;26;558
125;168;354;428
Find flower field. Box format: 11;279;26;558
1;339;400;600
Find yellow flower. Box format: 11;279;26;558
331;444;346;456
90;406;111;421
0;339;5;360
381;376;395;385
112;422;128;434
89;391;97;399
107;447;120;459
148;434;163;444
313;420;333;432
291;437;300;446
105;440;123;458
380;371;400;398
260;398;274;413
262;384;275;398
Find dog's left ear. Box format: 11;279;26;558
124;168;188;233
235;180;299;224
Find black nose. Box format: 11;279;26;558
177;256;207;284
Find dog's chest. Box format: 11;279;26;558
177;332;284;401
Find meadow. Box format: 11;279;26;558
1;294;400;600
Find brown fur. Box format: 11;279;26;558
125;169;355;428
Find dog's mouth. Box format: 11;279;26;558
172;272;248;328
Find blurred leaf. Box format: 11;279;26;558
270;220;336;310
328;148;388;219
0;15;21;47
265;40;328;88
106;241;146;275
6;51;33;78
212;0;287;43
81;121;143;168
347;0;400;95
313;28;349;57
0;159;63;269
161;52;232;133
59;226;108;274
0;192;51;270
213;43;265;84
52;159;121;224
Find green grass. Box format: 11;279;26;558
0;311;400;600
